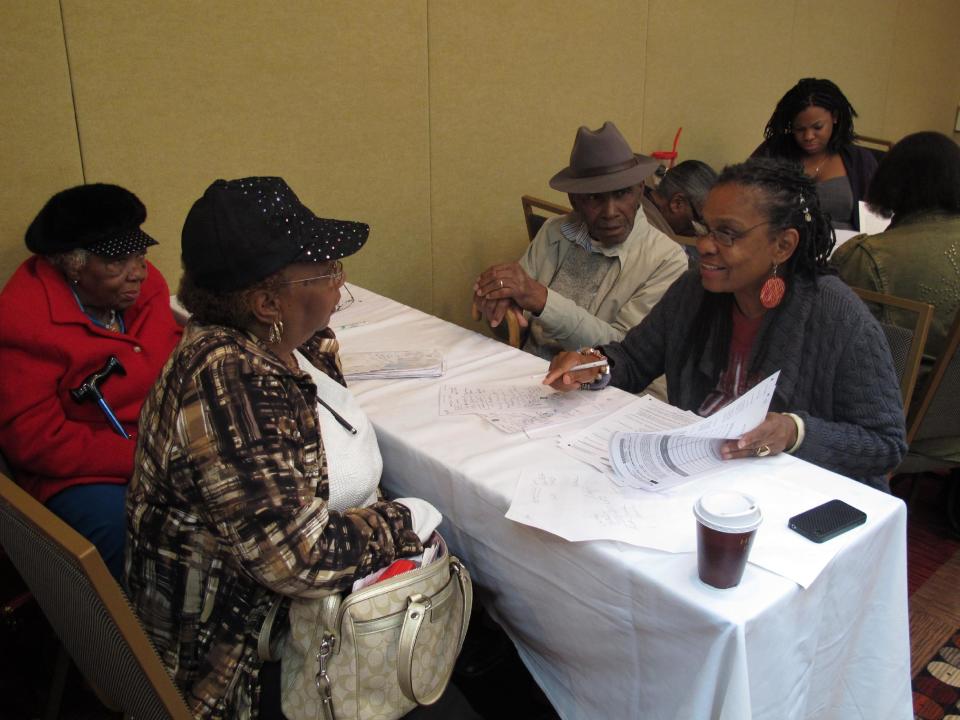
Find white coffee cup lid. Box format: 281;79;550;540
693;491;762;533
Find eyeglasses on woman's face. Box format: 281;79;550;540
277;261;354;312
277;260;345;287
694;220;772;247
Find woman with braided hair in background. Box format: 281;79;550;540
545;157;906;491
753;78;877;230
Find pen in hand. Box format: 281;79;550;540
566;359;608;373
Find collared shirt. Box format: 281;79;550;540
519;211;688;354
125;321;420;719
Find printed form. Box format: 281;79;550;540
559;371;780;491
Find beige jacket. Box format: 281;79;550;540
519;212;688;351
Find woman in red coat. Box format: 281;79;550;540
0;184;181;580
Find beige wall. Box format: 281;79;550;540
2;0;958;331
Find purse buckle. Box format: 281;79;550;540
406;593;431;620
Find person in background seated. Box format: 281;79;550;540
753;78;877;231
643;159;718;262
126;177;473;719
832;131;960;368
0;184;181;581
545;158;906;491
473;121;688;364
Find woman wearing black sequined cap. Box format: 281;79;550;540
125;177;470;719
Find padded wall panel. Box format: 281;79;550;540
60;1;430;310
0;1;83;284
644;0;796;171
788;0;899;142
428;0;651;329
883;0;960;141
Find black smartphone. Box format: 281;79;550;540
788;499;867;543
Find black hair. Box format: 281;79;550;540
178;270;282;329
681;157;836;375
866;131;960;220
762;78;858;158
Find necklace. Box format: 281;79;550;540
807;153;831;178
69;285;124;332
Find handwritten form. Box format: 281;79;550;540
439;384;553;415
439;382;635;437
506;461;858;588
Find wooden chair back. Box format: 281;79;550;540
471;302;523;348
521;195;570;243
854;135;894;164
907;307;960;445
0;472;193;720
851;287;933;413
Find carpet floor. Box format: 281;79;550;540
893;473;960;719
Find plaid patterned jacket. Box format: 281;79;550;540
125;321;421;719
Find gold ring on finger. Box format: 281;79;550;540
755;444;771;458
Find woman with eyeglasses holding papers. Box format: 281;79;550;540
753;78;876;230
125;178;470;719
545;158;906;491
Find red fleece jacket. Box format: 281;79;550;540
0;256;181;503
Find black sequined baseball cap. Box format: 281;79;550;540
181;177;369;292
25;183;158;258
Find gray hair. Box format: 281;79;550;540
46;248;90;275
657;160;718;214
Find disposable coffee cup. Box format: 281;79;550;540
693;491;762;589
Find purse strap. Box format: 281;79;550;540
258;596;284;662
397;558;472;705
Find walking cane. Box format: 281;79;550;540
70;356;130;439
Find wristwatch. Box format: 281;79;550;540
577;348;612;391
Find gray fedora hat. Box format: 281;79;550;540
549;121;659;194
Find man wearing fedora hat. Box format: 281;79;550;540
474;121;687;369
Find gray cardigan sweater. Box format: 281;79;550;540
601;270;907;490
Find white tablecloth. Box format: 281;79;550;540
336;285;912;720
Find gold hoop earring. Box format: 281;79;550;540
268;317;284;344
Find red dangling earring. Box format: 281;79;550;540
760;264;786;309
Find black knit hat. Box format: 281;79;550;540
25;183;158;258
181;177;369;292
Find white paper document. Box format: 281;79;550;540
341;350;444;380
608;371;779;491
478;389;638;437
858;201;892;235
439;384;553;415
558;395;697;476
506;468;696;551
506;461;859;588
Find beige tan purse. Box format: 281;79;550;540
264;532;472;720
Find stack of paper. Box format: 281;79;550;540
559;372;779;492
341;350;444;380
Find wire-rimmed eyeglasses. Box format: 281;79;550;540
693;220;772;247
277;260;354;312
277;260;345;287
